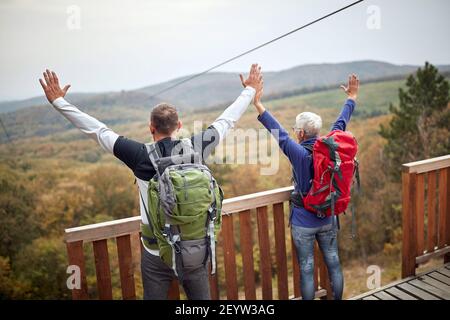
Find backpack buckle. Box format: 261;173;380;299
208;207;217;220
173;242;181;254
317;212;326;219
163;225;171;238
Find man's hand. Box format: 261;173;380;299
240;64;264;114
240;63;263;91
39;69;71;103
340;74;359;101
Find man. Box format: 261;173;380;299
39;64;263;300
251;74;360;300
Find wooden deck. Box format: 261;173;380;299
351;263;450;300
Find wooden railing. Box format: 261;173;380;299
65;186;332;300
402;155;450;278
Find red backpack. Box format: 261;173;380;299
301;130;359;222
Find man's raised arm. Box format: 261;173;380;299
210;64;262;141
39;69;119;153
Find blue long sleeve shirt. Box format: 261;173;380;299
258;99;355;227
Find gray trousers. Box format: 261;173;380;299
141;248;211;300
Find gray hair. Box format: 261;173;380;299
294;112;322;138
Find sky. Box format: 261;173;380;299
0;0;449;101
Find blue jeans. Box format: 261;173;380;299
291;224;343;300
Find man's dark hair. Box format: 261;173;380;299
150;103;179;135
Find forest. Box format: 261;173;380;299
0;62;449;299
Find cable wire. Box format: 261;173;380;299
148;0;364;98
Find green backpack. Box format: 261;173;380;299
140;138;223;279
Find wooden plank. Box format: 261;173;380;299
256;206;273;300
221;215;238;300
428;272;450;286
272;203;289;300
437;267;450;278
65;216;141;243
416;173;425;256
409;279;450;299
402;172;418;278
93;239;113;300
291;235;300;298
446;168;450;263
116;234;136;300
222;186;293;214
374;291;398;300
420;275;450;292
167;279;180;300
130;233;141;271
362;295;379;300
64;187;294;243
416;246;450;265
438;168;448;248
402;155;450;174
209;259;220;300
398;282;440;300
238;210;256;300
66;241;89;300
351;264;450;300
386;287;417;300
427;170;437;252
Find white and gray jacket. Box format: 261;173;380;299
51;86;256;256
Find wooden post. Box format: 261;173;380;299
239;210;256;300
438;168;448;249
209;260;220;300
93;239;113;300
427;171;437;253
416;174;425;256
222;215;238;300
256;206;273;300
167;279;180;300
66;241;89;300
116;234;136;300
444;168;450;264
273;203;289;300
402;171;418;278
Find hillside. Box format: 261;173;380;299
0;78;403;144
2;60;449;116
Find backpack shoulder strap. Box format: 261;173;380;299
180;138;195;153
303;144;314;153
145;143;162;178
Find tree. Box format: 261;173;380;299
13;237;71;299
380;62;450;178
0;166;40;263
86;165;138;219
0;256;32;299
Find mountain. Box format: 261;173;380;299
132;60;450;109
1;60;450;143
3;60;449;115
0;93;100;114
